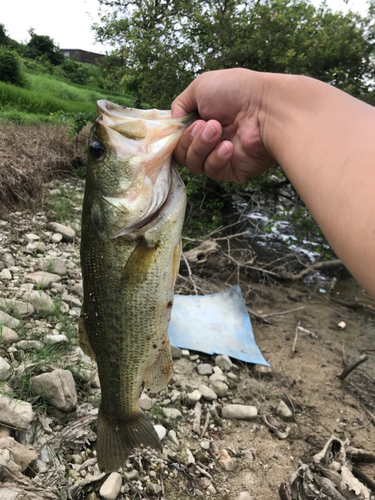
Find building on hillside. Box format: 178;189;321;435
60;49;104;64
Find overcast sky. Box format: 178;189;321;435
1;0;372;55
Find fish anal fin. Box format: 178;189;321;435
78;316;96;360
122;238;159;285
97;408;162;471
143;337;173;393
172;241;182;285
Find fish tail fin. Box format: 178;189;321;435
96;408;162;471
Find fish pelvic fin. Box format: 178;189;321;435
143;335;173;393
97;408;162;471
78;316;96;360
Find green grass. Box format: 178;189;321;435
0;73;135;123
0;109;56;125
0;81;95;115
26;72;135;108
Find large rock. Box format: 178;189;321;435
72;282;83;298
198;384;218;401
61;293;81;308
210;380;228;397
26;291;55;315
30;369;77;411
139;393;153;411
0;299;34;318
47;222;75;242
0;358;12;381
0;395;34;431
0;437;37;471
0;311;20;329
215;354;233;371
17;340;44;351
163;408;182;419
171;345;182;359
2;253;15;268
25;271;61;289
37;257;67;276
221;404;258;420
197;363;213;376
0;269;12;281
1;326;19;345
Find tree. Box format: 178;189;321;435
0;23;9;45
25;29;65;66
93;0;375;107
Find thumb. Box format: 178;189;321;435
171;80;198;119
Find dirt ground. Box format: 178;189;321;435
170;273;375;499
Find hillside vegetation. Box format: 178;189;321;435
0;72;134;125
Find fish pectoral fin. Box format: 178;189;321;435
78;316;96;360
172;241;182;285
143;336;173;393
97;408;162;471
122;238;159;285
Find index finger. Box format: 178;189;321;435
171;80;198;119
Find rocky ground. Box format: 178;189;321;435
0;180;375;500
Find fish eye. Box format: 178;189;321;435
90;141;105;160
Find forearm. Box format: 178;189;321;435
260;73;375;297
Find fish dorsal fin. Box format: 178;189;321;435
143;335;173;393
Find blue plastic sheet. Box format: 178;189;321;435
168;285;269;366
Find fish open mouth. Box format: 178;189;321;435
96;100;196;239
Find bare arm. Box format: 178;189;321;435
172;69;375;298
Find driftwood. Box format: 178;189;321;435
279;437;373;500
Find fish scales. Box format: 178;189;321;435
80;100;193;471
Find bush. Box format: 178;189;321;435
0;46;25;87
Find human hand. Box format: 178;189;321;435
171;68;275;183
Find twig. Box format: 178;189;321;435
181;252;198;295
332;298;375;315
262;306;305;319
247;307;272;325
292;320;301;357
200;410;210;438
338;354;368;380
297;326;318;339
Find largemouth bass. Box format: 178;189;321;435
80;100;194;471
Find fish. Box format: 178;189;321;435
79;100;195;471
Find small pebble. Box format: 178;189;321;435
154;425;167;441
168;429;179;446
100;472;123;499
276;400;294;421
200;440;210;450
237;493;253;500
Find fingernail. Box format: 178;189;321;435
202;123;217;141
217;141;231;158
191;122;203;138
